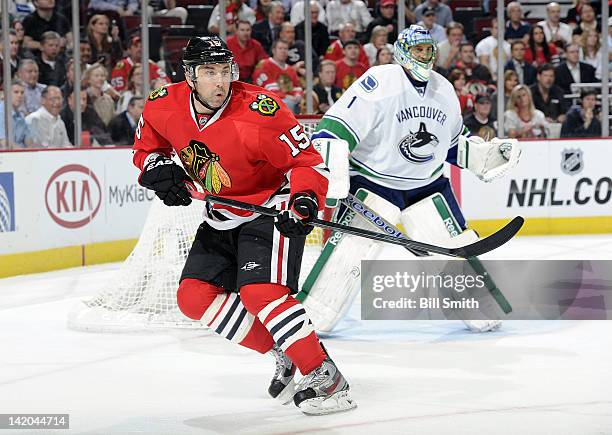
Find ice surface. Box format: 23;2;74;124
1;235;611;434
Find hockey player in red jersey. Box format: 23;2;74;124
132;36;356;415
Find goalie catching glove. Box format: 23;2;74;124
457;135;521;182
274;192;318;238
138;153;194;206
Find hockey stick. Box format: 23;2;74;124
340;193;430;257
191;192;524;259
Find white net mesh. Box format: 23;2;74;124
68;116;325;332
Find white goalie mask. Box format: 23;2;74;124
393;25;438;81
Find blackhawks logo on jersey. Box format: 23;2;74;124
398;122;439;164
180;140;232;194
249;94;279;116
148;86;168;101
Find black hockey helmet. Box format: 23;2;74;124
182;36;239;82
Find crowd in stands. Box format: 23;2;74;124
0;0;608;149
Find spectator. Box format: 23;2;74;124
83;63;115;126
116;62;144;113
0;80;33;149
578;30;602;79
60;58;75;100
150;0;188;25
79;38;93;68
504;40;537;86
504;84;548;139
279;22;319;77
295;2;330;57
111;35;169;92
554;43;597;96
227;20;269;82
571;4;600;41
414;0;452;28
566;0;592;27
324;22;369;66
524;25;559;68
560;90;600;138
4;0;35;20
89;0;138;17
253;39;303;113
537;2;572;48
334;39;368;90
363;25;393;67
87;14;123;72
291;0;327;26
326;0;372;35
36;31;66;86
374;46;393;65
417;7;446;44
60;86;110;146
12;19;28;58
491;70;518;119
505;2;530;41
365;0;398;44
108;96;145;145
252;1;285;54
313;60;343;113
17;59;46;115
150;77;168;90
22;0;70;51
25;85;71;147
0;30;21;82
476;18;511;81
463;94;495;139
448;69;474;114
436;22;464;73
529;64;568;124
451;42;492;85
208;0;256;35
254;0;272;21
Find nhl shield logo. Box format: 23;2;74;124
561;149;583;175
398;122;439;164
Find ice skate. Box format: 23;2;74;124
268;344;296;404
293;356;357;415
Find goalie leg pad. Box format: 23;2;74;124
400;192;471;247
240;283;326;374
302;188;401;332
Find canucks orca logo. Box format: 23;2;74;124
398;122;439;164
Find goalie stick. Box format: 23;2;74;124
190;192;524;259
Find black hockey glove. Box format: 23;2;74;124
274;192;318;238
138;154;193;206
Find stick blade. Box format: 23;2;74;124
451;216;524;258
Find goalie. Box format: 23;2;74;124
308;25;521;333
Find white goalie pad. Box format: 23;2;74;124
400;192;478;248
312;138;350;202
302;189;401;332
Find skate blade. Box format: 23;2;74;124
298;390;357;416
275;378;296;405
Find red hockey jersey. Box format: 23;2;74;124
132;81;328;229
323;40;369;68
111;57;170;92
252;59;303;99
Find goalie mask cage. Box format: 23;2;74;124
68;115;329;332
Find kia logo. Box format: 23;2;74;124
45;164;102;229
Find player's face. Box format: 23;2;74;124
409;44;434;63
193;63;232;108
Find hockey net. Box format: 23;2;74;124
68;115;329;332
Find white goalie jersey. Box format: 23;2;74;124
314;64;465;190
